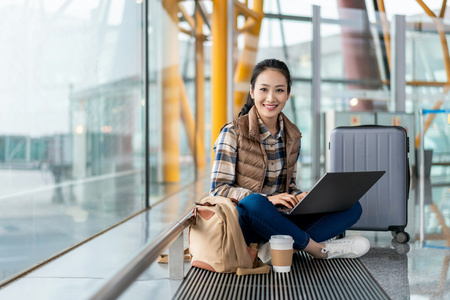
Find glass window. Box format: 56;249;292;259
148;0;205;202
0;1;145;283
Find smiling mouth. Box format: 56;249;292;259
264;104;278;111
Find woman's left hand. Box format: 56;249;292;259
267;193;299;208
296;191;308;202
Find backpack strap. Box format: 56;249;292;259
236;259;271;275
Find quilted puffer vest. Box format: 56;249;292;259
232;107;302;193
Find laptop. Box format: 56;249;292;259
278;171;385;215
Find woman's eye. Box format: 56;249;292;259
276;89;284;93
260;88;267;92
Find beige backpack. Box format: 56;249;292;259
189;196;270;275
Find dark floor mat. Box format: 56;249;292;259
173;252;389;299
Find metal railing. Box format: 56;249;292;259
88;204;195;300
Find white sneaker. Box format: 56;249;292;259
257;241;272;264
321;236;370;259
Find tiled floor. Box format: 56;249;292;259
0;173;450;299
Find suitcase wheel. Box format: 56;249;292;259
392;231;410;244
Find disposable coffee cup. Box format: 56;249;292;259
269;235;294;272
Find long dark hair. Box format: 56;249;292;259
238;58;292;117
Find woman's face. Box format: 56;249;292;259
250;69;289;126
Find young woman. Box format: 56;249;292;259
210;58;370;260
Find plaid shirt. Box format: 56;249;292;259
210;114;302;201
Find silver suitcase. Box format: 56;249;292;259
329;126;410;243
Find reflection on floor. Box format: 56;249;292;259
0;169;145;284
359;174;450;299
0;173;449;299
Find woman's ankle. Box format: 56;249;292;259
304;240;326;258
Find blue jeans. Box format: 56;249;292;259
236;194;362;250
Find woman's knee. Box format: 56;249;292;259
349;201;363;222
238;194;273;215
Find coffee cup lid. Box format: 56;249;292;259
269;235;294;244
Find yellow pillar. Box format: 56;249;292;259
211;0;228;149
377;0;391;72
162;0;180;182
233;0;264;118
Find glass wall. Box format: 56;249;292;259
148;0;210;203
406;14;450;173
0;1;145;283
